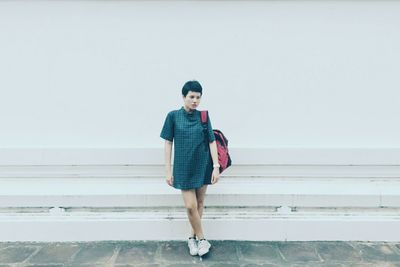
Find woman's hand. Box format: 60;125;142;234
211;168;220;184
166;172;173;187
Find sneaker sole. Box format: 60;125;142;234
198;247;210;256
190;252;198;256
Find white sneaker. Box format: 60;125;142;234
188;237;198;256
197;239;211;256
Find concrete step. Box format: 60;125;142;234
0;176;399;208
1;163;400;241
0;206;399;241
1;164;400;178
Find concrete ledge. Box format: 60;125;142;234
1;176;400;208
1;154;399;241
1;148;400;165
0;207;399;241
1;164;400;178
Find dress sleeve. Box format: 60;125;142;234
160;111;174;142
207;112;216;142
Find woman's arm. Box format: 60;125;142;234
209;140;220;183
164;140;172;185
209;140;219;168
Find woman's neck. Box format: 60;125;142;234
183;106;194;113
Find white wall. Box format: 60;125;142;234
0;0;399;149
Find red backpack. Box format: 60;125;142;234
200;110;232;173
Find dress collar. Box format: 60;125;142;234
181;106;197;116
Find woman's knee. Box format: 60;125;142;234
185;202;198;213
197;199;205;208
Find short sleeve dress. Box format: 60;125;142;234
160;106;216;190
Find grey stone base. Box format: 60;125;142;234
0;241;400;267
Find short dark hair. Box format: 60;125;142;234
182;80;203;97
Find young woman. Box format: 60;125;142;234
160;80;220;257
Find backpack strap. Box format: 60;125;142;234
200;110;209;144
200;110;208;124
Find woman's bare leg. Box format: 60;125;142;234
181;188;205;240
191;185;208;237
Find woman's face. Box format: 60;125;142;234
183;91;201;110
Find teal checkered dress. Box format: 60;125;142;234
160;106;216;190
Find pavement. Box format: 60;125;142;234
1;240;400;267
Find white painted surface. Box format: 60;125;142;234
1;163;400;241
1;0;400;241
1;208;399;241
0;1;399;148
1;148;400;165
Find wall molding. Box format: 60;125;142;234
1;148;400;165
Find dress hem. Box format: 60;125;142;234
173;182;212;190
